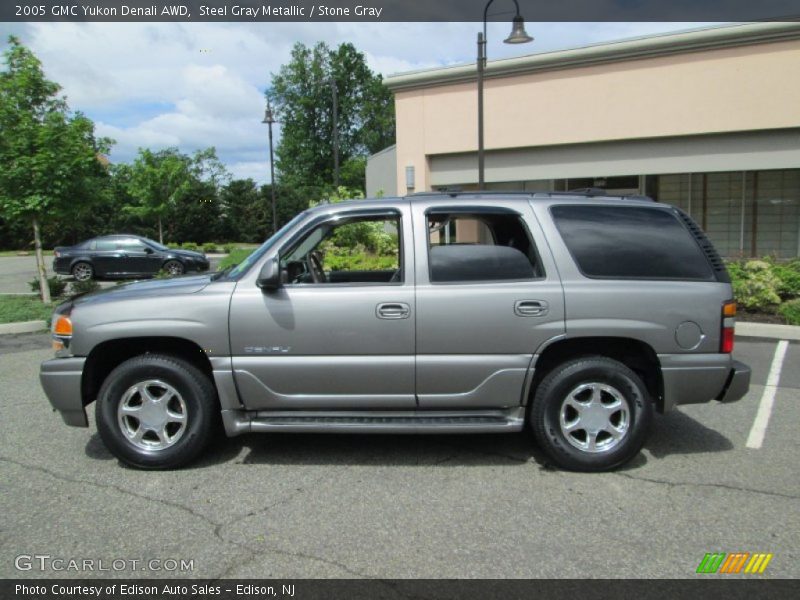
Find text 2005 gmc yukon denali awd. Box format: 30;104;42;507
40;191;751;471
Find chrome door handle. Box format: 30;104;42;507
514;300;548;317
376;303;410;320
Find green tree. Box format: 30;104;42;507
126;147;229;244
125;148;193;244
219;178;269;243
270;42;395;198
0;36;112;302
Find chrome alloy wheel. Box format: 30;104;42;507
117;380;188;451
72;263;93;281
559;383;630;453
164;261;184;276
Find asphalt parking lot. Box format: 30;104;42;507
0;334;798;580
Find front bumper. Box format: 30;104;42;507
40;357;87;427
716;360;751;404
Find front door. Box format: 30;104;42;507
229;206;416;410
412;199;565;408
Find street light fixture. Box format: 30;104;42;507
262;98;278;235
477;0;533;189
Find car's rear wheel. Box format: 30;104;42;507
95;354;217;469
530;356;653;471
163;260;185;277
71;262;94;281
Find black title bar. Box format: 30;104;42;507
3;1;800;22
4;579;800;600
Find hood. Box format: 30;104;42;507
72;274;212;307
172;248;206;260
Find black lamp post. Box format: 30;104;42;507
477;0;533;189
262;99;278;234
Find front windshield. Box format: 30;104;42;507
224;211;309;279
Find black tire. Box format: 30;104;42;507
95;354;217;469
71;261;94;281
163;260;185;276
530;356;653;472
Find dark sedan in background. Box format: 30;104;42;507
53;235;210;281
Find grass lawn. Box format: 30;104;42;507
218;248;254;271
0;250;54;257
0;295;54;325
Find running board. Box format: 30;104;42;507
221;408;525;436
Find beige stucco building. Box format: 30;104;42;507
368;22;800;258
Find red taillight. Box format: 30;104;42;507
721;301;736;353
721;327;735;353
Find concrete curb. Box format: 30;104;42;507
0;320;48;335
736;321;800;341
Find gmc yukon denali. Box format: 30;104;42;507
40;191;751;471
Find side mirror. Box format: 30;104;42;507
144;247;154;254
256;258;281;291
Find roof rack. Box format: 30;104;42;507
409;189;655;201
567;187;606;197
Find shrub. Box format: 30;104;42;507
778;299;800;326
166;243;181;249
730;260;781;311
181;242;199;251
223;244;235;254
324;251;397;272
68;279;100;297
771;260;800;300
28;276;68;299
202;242;218;254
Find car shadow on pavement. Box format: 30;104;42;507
195;432;551;470
83;409;733;471
619;409;735;471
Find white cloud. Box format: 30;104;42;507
3;21;718;183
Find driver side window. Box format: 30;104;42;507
281;214;402;285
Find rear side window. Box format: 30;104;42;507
551;205;714;280
427;211;543;282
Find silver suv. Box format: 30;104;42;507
40;191;750;471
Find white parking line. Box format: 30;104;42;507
746;340;789;449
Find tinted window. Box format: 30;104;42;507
95;240;116;251
119;239;149;252
551;205;714;280
427;211;542;282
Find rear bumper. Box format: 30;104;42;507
716;360;751;404
660;354;751;411
40;357;87;427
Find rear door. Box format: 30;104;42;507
412;198;565;408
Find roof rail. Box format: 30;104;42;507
409;189;655;201
567;187;607;197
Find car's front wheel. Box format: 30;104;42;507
162;260;185;276
95;354;217;469
530;356;653;471
71;261;94;281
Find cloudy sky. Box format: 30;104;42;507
0;21;717;183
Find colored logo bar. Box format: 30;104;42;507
697;553;773;574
